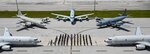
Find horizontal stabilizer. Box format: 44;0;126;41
4;27;12;37
135;26;142;36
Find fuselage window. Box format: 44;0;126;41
125;39;127;41
19;40;21;42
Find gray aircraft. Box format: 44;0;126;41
96;9;132;32
104;27;150;50
51;8;94;25
0;27;41;51
15;0;50;31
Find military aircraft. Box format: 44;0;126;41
104;27;150;50
96;9;133;32
51;8;94;25
15;0;50;31
0;27;41;51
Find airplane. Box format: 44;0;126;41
104;27;150;50
0;27;41;51
96;9;133;32
51;8;94;25
15;0;50;31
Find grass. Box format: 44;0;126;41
0;10;150;18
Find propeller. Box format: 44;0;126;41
122;21;134;24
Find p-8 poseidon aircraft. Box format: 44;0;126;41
51;8;94;25
104;27;150;50
96;9;133;32
0;27;41;51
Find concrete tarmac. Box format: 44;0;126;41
0;18;150;54
0;0;150;11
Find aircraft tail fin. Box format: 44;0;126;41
17;10;23;16
16;0;24;17
120;9;127;16
135;26;143;36
4;27;12;37
70;8;75;17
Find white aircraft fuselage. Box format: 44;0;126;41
0;27;41;51
0;36;41;45
104;35;150;45
104;27;150;50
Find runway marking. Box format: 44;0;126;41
49;28;68;34
123;50;134;52
72;50;80;52
43;50;53;52
17;50;27;52
96;50;107;52
77;27;97;34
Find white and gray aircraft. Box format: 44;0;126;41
0;27;41;51
96;9;133;32
51;8;94;25
15;0;50;31
104;27;150;50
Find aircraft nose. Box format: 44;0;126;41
34;38;41;43
104;39;108;43
36;40;41;43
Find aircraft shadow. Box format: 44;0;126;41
97;26;130;32
16;25;47;32
107;45;150;51
0;45;43;53
11;45;43;48
106;44;135;47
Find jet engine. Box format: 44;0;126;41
25;22;32;26
56;18;60;21
63;20;66;22
136;44;146;50
79;19;82;22
1;45;11;51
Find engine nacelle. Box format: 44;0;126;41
1;45;11;51
86;18;89;21
63;20;66;22
25;22;32;26
56;18;60;21
79;20;82;22
136;44;146;50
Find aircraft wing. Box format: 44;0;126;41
51;13;70;19
0;42;9;46
136;42;150;47
75;13;94;18
115;26;130;32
